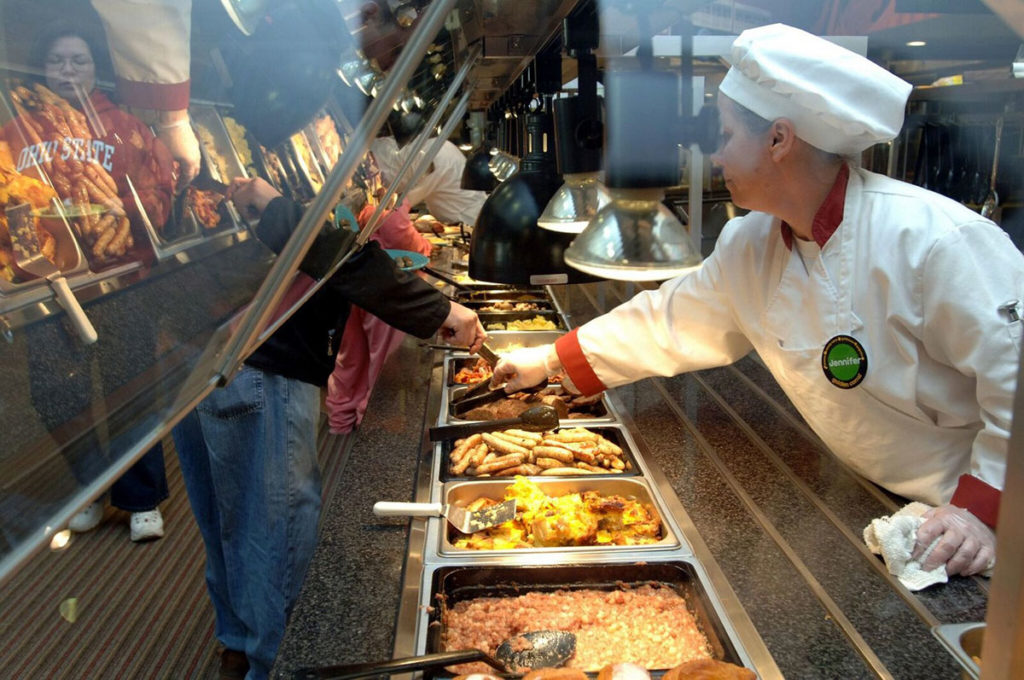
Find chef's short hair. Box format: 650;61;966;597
724;93;850;163
728;98;773;136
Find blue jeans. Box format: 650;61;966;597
109;443;168;511
172;366;322;680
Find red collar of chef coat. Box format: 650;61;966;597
780;163;849;250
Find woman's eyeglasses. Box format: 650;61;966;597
45;56;94;71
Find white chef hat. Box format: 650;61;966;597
718;23;913;155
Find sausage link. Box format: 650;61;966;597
495;464;541;477
107;216;132;256
85;163;118;195
481;433;530;456
91;221;117;258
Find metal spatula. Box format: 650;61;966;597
7;204;97;344
373;498;516;533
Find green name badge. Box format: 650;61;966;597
822;335;867;389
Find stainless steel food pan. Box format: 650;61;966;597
437;424;635;482
932;622;984;680
442;381;616;424
479;309;564;331
414;560;756;677
478;330;564;352
453;288;549;302
0;214;87;295
438;476;679;555
459;299;555;312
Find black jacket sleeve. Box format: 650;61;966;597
254;196;450;339
253;196;303;253
326;240;451;339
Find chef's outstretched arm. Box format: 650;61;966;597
91;0;200;190
495;258;751;394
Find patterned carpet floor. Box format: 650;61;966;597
0;419;354;679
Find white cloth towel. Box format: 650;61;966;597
863;502;948;591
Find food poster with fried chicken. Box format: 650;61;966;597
0;82;174;275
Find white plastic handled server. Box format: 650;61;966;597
372;499;516;533
7;203;97;344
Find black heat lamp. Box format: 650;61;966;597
469;53;598;285
220;0;347;149
461;111;498;191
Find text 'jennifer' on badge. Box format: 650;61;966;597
822;335;867;389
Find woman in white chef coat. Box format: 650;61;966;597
493;23;1022;578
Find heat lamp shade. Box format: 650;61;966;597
461;147;498;191
564;189;702;281
537;172;611;233
469;171;596;285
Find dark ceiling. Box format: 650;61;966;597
446;0;1023;111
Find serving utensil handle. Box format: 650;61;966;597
293;649;504;680
372;501;443;518
429;417;520;441
51;276;98;345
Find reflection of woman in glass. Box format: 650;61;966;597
4;28;175;265
15;28;172;542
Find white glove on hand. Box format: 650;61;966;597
158;123;201;192
913;504;996;577
492;345;561;392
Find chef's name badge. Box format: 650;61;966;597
822;335;867;389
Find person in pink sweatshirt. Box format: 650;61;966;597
326;188;434;433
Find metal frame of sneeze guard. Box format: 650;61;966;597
360;44;481;239
213;0;459;384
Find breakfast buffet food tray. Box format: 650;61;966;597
389;279;773;679
414;559;756;678
433;476;683;556
440;381;616;425
435;424;637;482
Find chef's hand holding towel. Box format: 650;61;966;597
864;503;995;591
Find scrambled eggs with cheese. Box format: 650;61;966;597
452;476;662;550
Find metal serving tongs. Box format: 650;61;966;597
422;265;472;291
451;341;503;403
980;115;1004;220
292;631;576;679
429;404;560;441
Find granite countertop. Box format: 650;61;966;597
272;281;988;680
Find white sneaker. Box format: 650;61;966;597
130;509;164;542
68;500;105;532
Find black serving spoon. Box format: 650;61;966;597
496;630;577;673
293;631;576;679
429;404;561;441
